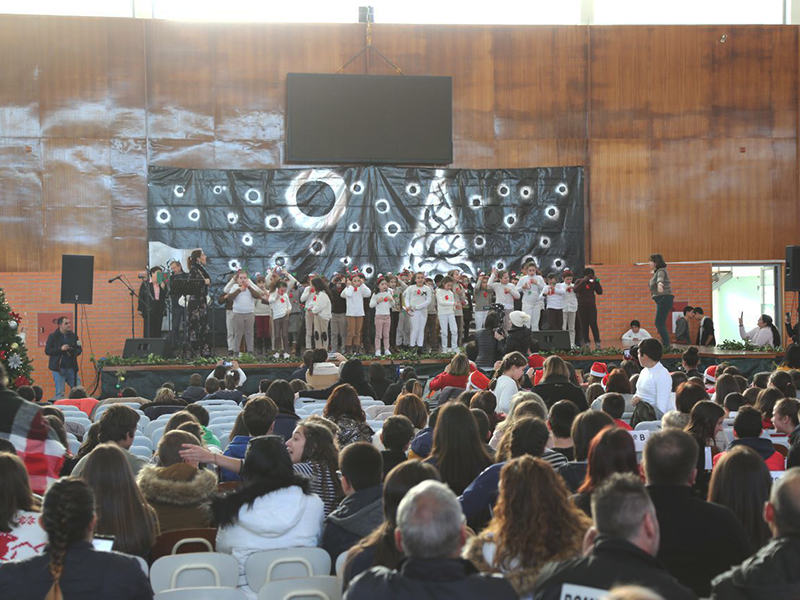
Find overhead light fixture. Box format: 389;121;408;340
359;6;374;23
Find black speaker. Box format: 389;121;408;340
122;338;170;359
787;246;800;292
531;330;572;351
61;255;94;305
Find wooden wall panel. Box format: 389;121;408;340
0;15;797;272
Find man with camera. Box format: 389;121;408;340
44;316;82;399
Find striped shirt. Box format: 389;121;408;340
294;461;340;516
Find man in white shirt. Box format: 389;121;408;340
632;338;673;418
621;320;652;347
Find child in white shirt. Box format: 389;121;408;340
487;268;520;331
224;270;261;357
562;270;578;348
436;276;457;353
370;277;395;356
254;274;272;355
541;272;565;329
342;273;372;353
516;262;546;331
309;276;332;351
403;272;433;350
621;320;652;347
268;271;297;358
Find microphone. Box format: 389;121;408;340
108;275;123;284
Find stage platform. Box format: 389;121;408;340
98;346;782;400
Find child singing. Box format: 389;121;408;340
342;272;372;354
403;272;433;352
370;277;395;356
436;275;458;353
516;261;546;331
487;268;520;331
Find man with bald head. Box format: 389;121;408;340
711;468;800;599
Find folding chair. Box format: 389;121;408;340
256;576;341;600
245;547;331;593
150;553;239;593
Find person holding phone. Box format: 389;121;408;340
738;312;781;346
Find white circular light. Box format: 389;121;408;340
271;252;288;268
350;181;365;195
227;212;239;225
285;169;348;230
505;214;517;228
469;195;483;210
497;184;510;197
554;258;565;269
384;221;401;237
245;188;262;204
520;186;533;199
228;259;241;271
242;234;253;247
375;199;390;214
545;205;560;220
362;264;375;278
188;209;200;222
522;254;537;266
341;256;352;266
265;215;283;230
539;236;551;249
406;183;420;197
495;260;506;270
156;209;171;224
349;223;360;232
173;185;185;198
213;185;224;195
556;183;569;196
309;239;326;256
474;236;486;249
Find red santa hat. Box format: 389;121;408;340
704;365;717;383
590;362;608;378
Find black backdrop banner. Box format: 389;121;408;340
148;165;584;292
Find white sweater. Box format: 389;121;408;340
269;291;293;320
541;283;566;310
563;284;578;312
636;361;673;417
224;278;261;314
370;290;395;316
404;285;433;312
342;284;372;317
310;291;332;320
516;274;546;307
622;328;652;345
301;285;316;314
740;325;775;346
436;288;456;316
487;273;520;309
494;375;519;414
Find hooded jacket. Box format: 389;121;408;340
137;463;217;533
216;486;324;594
322;484;383;563
712;437;785;471
711;534;800;600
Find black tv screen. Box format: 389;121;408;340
286;73;453;165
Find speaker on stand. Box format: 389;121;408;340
60;255;95;336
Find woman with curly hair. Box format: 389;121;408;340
286;421;344;516
463;455;591;597
322;383;373;447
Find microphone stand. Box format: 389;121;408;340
110;276;144;338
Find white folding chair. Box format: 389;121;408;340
218;434;230;450
209;415;240;426
131;445;152;459
155;588;246;600
197;400;238;407
133;436;154;451
365;405;393;420
65;416;92;429
68;439;81;454
245;548;331;593
366;420;382;430
150;552;239;593
146;420;168;438
152;427;166;447
334;552;347;576
209;423;235;439
54;404;82;413
256;576;341;600
357;396;375;402
633;421;661;432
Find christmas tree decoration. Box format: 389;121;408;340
0;289;33;390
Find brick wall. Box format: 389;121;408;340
590;263;713;345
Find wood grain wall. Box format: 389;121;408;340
1;16;798;272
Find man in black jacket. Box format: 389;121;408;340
44;316;82;399
711;468;800;599
344;480;516;600
643;429;751;597
693;307;716;346
533;473;696;600
322;443;384;566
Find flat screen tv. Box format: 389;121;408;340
287;73;453;165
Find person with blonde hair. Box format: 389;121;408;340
464;456;591;597
429;354;472;392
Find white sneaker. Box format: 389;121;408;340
273;352;280;359
384;349;392;356
282;352;290;359
375;351;382;357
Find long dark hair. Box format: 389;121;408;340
431;402;493;495
324;384;366;422
708;446;772;550
41;479;95;600
344;461;440;574
760;314;781;347
577;427;640;494
0;452;39;531
81;444;158;557
212;436;311;528
75;423;100;461
650;254;667;269
310;277;333;300
266;379;296;415
308;348;329;376
339;359;368;388
781;343;800;369
685;401;724;447
299;422;344;507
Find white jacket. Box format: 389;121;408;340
487;273;520;309
342;284;372;317
310;291;332;320
267;275;297;320
301;285;316;314
216;486;324;597
563;283;578;312
516;274;546;307
404;285;432;312
370;290;395;316
436;288;456;316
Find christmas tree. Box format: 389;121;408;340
0;289;33;389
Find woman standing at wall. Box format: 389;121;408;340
187;249;212;357
649;253;674;347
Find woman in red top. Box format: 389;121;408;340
429;354;472;391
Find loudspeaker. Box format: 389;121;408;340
787;246;800;292
531;330;572;351
61;255;94;305
122;338;170;359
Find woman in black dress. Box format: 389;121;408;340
187;249;211;357
137;266;167;338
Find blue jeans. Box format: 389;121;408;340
52;368;79;399
654;295;674;347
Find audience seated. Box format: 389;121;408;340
573;426;639;516
139;387;188;418
204;370;245;404
684;400;725;497
303;359;377;400
533;356;588;411
548;400;578;460
343;461;440;589
54;386;99;416
712;406;785;470
407;406;438;459
555;410;615;493
71;405;147;478
266;379;301;441
221;396;278;482
180;372;207;403
380;416;414;478
470;408;494;458
768;370;797;400
600;392;633;430
643;429;751;597
323;384;374;447
708;446;773;551
81;444;159;558
723;392;746;418
183;402;222;448
0;452;46;562
621;320;652;346
489;391;547;449
322;443;384;563
533;473;696;600
164;409;199;433
290;349;315;383
213;436;324;598
382;367;418;405
711;467;800;599
286;420;344;516
0;478;153;600
393;393;428;430
492;352;530;414
344;480;517;600
755;387;784;430
632;339;672;420
585;383;605;406
368;363;391;401
429;354;473;391
464;456;591;597
304;348;341;390
773;398;800;468
137;430;216;533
